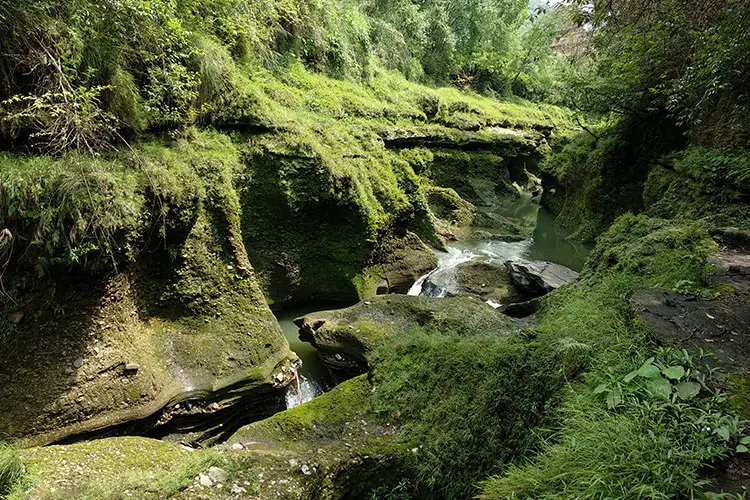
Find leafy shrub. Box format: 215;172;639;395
481;349;746;499
674;147;750;191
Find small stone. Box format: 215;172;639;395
207;466;228;484
64;367;74;374
300;464;312;476
364;301;371;305
73;358;84;368
231;485;246;495
288;459;298;467
7;311;24;324
198;474;213;487
124;363;140;373
231;443;243;450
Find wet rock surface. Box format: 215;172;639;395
504;258;579;297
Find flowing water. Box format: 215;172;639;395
276;309;336;408
281;200;590;407
409;203;590;298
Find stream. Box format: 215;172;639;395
280;202;590;408
277;309;335;408
409;205;589;298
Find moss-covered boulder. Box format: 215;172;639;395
225;375;410;499
454;259;529;304
294;294;519;377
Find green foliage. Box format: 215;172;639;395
370;331;563;499
568;0;750;148
673;147;750;191
481;349;744;499
478;214;738;498
0;444;25;497
0;129;243;276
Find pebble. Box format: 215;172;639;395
198;474;213;487
231;443;244;450
124;363;140;372
300;464;312;476
207;466;228;484
231;485;246;495
73;358;84;368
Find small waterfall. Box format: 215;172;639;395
408;239;533;298
285;375;326;409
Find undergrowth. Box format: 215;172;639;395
370;329;564;498
477;213;743;498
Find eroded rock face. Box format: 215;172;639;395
371;232;438;295
0;214;297;447
504;258;579;297
632;249;750;368
294;294;520;378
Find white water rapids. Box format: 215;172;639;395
408;238;533;300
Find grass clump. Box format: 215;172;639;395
370;331;564;499
481;349;744;499
0;444;25;497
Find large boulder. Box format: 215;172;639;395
504;258;579;297
294;294;520;378
455;259;529;305
370;232;438;295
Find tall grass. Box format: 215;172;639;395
0;443;25;497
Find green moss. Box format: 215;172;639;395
644;160;750;230
231;375;373;445
370;332;563;499
18;437;224;499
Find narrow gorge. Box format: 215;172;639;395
0;0;748;498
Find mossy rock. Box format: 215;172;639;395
295;294;520;376
0;210;296;447
455;259;529;304
18;436;226;499
226;375;412;500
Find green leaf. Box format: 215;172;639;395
740;436;750;445
736;444;748;453
676;381;701;400
606;388;622;409
638;362;661;378
594;384;609;395
648;377;673;399
715;426;731;441
623;370;638;383
662;366;685;380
